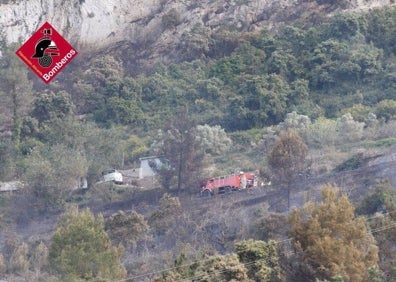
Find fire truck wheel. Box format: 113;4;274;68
225;186;232;193
203;189;211;197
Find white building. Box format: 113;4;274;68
0;181;23;192
139;156;162;179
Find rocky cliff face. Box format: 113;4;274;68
0;0;392;65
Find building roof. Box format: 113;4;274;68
139;156;161;161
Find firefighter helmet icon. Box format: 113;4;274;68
32;28;59;68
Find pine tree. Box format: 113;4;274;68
154;107;205;193
288;185;378;281
267;129;307;209
49;206;126;281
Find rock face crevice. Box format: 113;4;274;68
0;0;392;64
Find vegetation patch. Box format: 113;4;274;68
366;138;396;148
333;152;365;172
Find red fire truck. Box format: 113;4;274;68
201;172;257;196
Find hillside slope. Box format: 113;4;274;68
0;0;392;67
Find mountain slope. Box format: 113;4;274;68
0;0;392;67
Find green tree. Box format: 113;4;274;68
209;42;266;85
235;240;281;282
94;78;143;125
22;144;88;213
308;39;351;89
225;74;290;130
375;99;396;121
288;185;378;282
82;55;124;89
267;129;308;209
365;7;396;56
267;49;299;78
31;90;74;125
49;206;126;281
122;134;149;165
71;55;124;115
369;214;396;279
327;13;366;41
0;44;33;148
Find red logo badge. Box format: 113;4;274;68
16;22;78;84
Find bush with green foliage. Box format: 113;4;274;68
278;111;311;133
31;91;74;125
162;8;181;29
333;152;365;172
8;242;29;275
341;104;372;122
356;179;396;215
335;113;365;143
363;180;396;279
303;117;337;148
235;240;281;282
149;193;181;235
196;124;232;155
105;210;149;248
375;99;396;122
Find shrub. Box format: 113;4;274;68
375;99;396;122
9;242;29;275
235;240;281;281
333;152;365;172
162;8;181;29
304;117;337;148
278;111;311;133
196;124;232;155
336;113;365;143
341;104;372;122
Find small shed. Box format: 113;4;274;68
139;156;162;179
